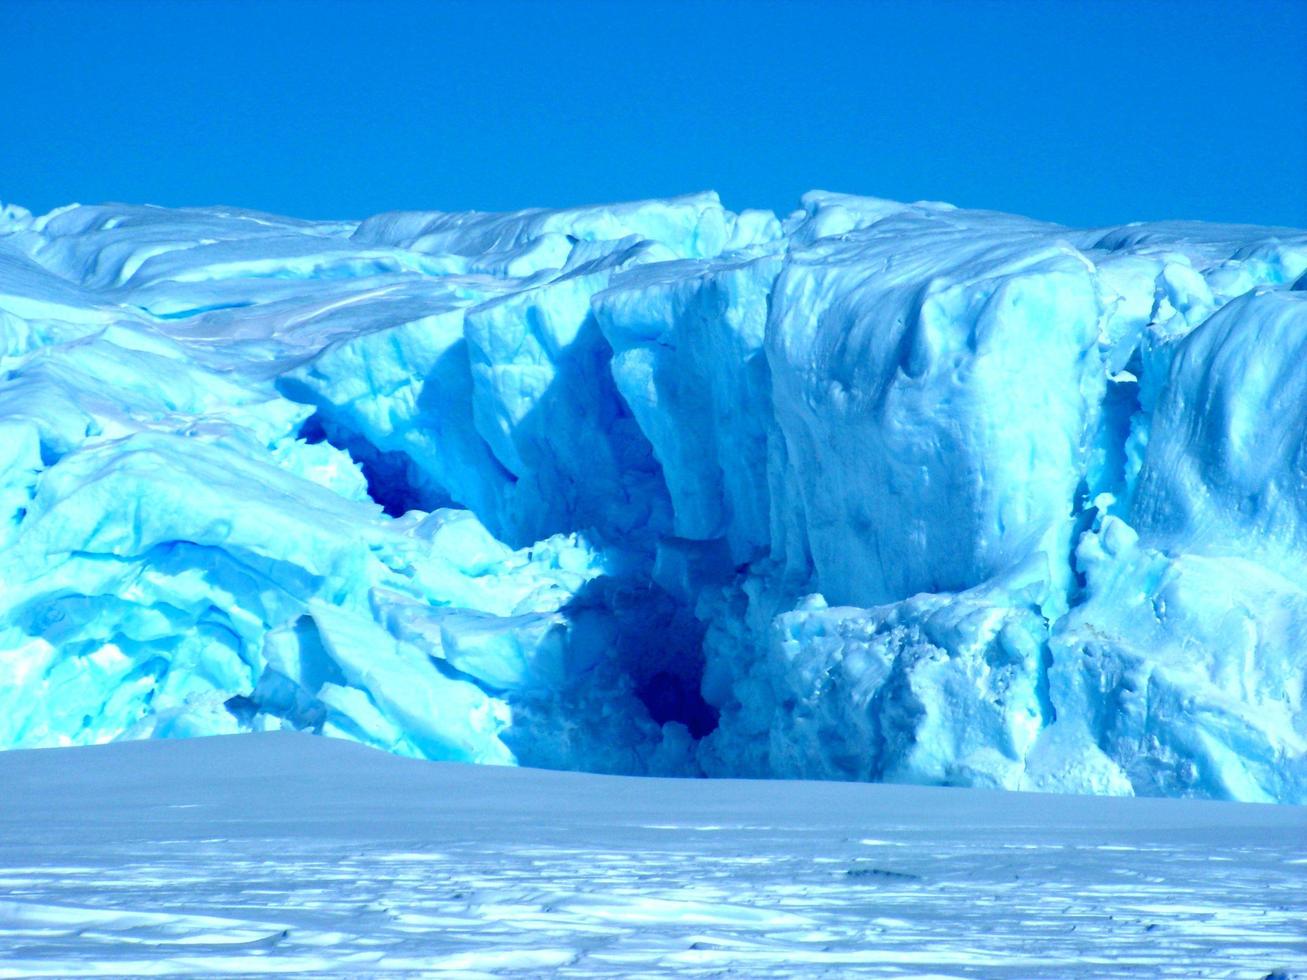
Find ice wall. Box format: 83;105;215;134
1;193;1304;801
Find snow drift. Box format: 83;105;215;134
1;192;1304;802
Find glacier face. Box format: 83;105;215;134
0;192;1305;802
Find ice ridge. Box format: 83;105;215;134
1;191;1305;801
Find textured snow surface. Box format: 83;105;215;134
1;193;1306;800
1;734;1303;977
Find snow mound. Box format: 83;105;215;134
1;192;1305;800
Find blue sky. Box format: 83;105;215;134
4;0;1304;227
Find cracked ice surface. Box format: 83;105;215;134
1;193;1306;800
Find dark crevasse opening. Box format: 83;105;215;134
1068;476;1095;595
299;409;451;517
298;412;328;445
1098;355;1144;503
637;670;719;738
1069;352;1144;597
355;447;430;518
279;373;461;519
563;575;719;740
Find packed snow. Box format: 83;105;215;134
0;733;1303;977
1;192;1306;801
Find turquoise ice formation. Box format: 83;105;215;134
1;192;1305;801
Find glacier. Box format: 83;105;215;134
0;192;1305;802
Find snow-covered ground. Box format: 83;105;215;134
0;733;1303;977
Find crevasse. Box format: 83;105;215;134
1;192;1304;801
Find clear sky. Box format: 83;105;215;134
4;0;1305;228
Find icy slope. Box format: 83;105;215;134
1;194;1305;801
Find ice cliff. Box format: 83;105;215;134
1;192;1305;802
